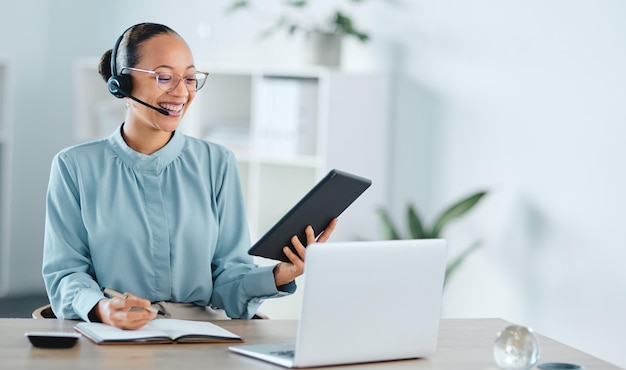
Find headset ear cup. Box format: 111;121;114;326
107;75;132;98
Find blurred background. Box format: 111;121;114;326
0;0;625;367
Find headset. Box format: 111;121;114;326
107;25;134;99
106;25;169;116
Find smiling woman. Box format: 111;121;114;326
41;22;337;330
99;24;204;152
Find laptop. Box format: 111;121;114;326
229;239;448;368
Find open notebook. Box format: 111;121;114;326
229;239;448;368
75;318;242;345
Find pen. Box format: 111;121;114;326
103;288;160;315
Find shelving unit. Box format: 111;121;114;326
0;59;14;295
183;68;328;240
75;60;391;317
185;66;392;244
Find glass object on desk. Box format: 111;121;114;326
493;325;540;370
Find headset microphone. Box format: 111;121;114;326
127;94;170;116
109;81;170;116
107;25;170;117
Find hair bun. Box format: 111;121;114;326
98;49;113;82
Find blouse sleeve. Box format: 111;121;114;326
41;152;104;321
208;150;295;318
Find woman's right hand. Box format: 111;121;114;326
94;293;156;330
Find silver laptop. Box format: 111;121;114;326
229;239;448;368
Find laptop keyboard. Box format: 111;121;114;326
270;350;295;359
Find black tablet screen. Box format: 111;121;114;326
247;169;372;262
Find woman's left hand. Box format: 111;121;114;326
273;218;338;287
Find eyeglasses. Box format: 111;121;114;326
121;67;209;92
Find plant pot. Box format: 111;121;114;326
304;31;342;67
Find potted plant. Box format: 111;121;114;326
226;0;382;66
378;190;487;286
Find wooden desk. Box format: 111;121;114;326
1;318;619;369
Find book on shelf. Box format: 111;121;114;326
255;77;318;157
74;318;243;345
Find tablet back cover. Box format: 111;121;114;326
248;169;372;262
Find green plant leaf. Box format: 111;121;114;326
430;191;487;237
352;32;370;42
377;208;402;240
225;0;250;13
285;0;308;7
444;240;482;286
287;24;299;34
332;11;370;42
407;204;427;239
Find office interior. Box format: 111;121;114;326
0;0;624;368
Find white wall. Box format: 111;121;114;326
0;0;50;294
354;1;626;367
0;0;624;367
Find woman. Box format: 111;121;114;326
42;22;336;330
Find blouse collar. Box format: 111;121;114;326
107;124;185;172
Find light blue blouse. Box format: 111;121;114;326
42;125;294;321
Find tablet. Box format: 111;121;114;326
248;169;372;262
